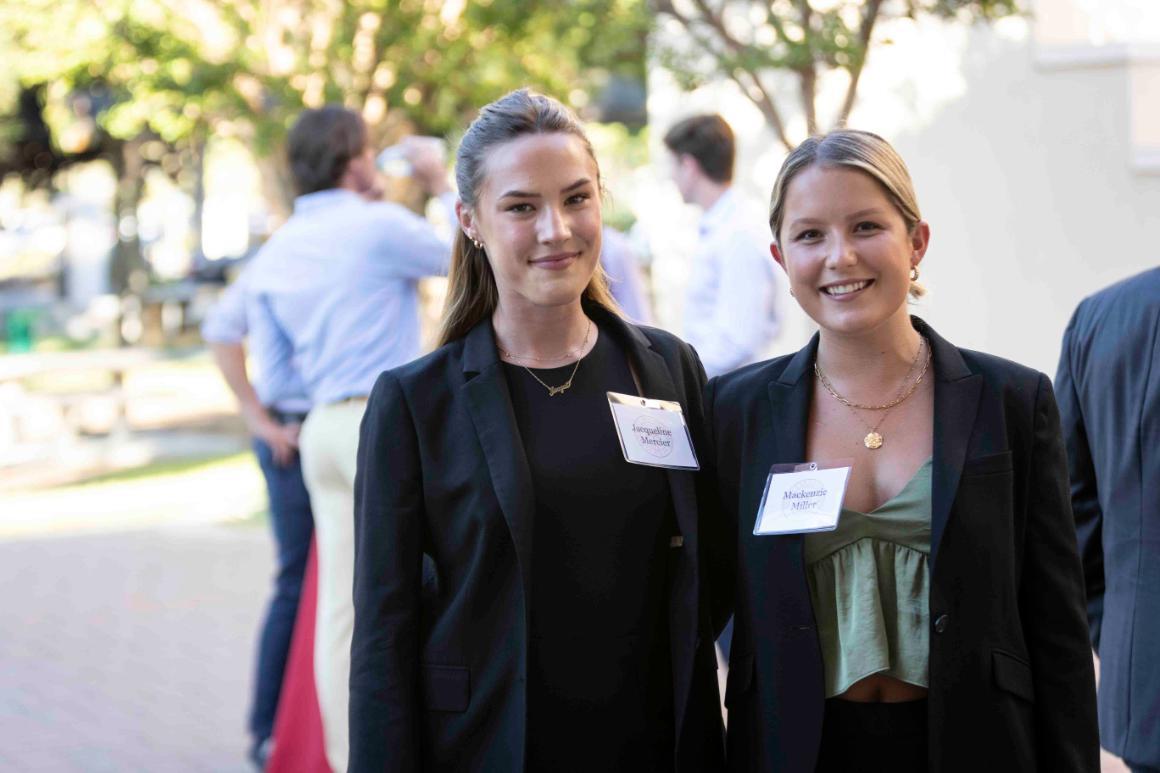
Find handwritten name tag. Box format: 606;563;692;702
607;391;699;470
754;462;852;535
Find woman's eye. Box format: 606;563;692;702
854;221;881;232
566;192;591;206
506;203;533;213
794;229;821;241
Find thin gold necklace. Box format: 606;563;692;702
815;337;931;449
498;319;592;363
523;359;582;397
503;320;592;397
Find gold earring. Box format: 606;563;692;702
910;265;920;282
471;237;483;250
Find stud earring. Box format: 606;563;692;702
471;237;483;250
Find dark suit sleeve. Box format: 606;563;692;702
1020;373;1100;772
1054;315;1105;652
350;372;424;772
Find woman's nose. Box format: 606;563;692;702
824;235;856;268
538;206;571;243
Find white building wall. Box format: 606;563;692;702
645;0;1160;377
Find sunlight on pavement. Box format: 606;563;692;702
0;452;266;540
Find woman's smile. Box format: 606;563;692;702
529;251;580;270
820;278;875;299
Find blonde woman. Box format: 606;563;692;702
707;130;1098;771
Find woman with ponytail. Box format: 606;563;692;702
349;89;726;773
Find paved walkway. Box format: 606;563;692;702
0;524;272;772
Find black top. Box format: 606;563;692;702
503;324;675;772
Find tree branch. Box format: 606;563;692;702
655;0;794;149
836;0;884;126
795;0;818;135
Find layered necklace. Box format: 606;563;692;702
814;336;931;450
499;319;592;397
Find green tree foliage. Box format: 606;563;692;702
652;0;1020;150
2;0;649;159
0;0;648;290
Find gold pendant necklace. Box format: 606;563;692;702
501;320;592;397
815;337;931;450
522;359;582;396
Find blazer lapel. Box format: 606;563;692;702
768;333;818;466
612;321;697;541
596;309;706;745
461;320;537;615
917;318;983;573
744;335;819;598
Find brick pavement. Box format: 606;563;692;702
0;521;1131;772
0;524;273;772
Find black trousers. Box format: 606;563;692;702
815;697;928;772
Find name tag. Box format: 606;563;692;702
754;461;852;535
607;391;700;470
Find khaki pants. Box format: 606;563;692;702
299;398;366;773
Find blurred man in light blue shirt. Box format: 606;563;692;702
664;114;781;378
245;106;453;773
201;267;313;769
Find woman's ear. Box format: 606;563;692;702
910;221;931;268
770;241;788;272
456;200;476;242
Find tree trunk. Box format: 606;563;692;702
188;133;207;266
108;136;145;295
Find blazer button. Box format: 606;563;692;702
933;614;949;634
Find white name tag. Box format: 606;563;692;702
754;461;853;535
607;391;700;470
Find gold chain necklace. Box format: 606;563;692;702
522;359;582;397
501;320;591;397
815;337;927;411
815;337;931;449
498;319;591;363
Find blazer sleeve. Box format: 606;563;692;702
1054;316;1105;652
1020;373;1100;772
350;371;424;772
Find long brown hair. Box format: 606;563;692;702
438;89;619;346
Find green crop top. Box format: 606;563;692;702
803;458;933;698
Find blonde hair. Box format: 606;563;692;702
438;90;618;346
768;129;926;299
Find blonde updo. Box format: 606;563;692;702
768;129;926;299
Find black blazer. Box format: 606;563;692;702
1056;267;1160;768
349;304;725;772
706;318;1099;773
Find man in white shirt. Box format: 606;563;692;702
664;114;780;377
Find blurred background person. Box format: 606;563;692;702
247;105;454;773
663;114;781;378
202;263;314;770
350;89;725;772
1056;267;1160;773
599;224;653;324
708;129;1097;771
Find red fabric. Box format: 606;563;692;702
268;539;332;773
